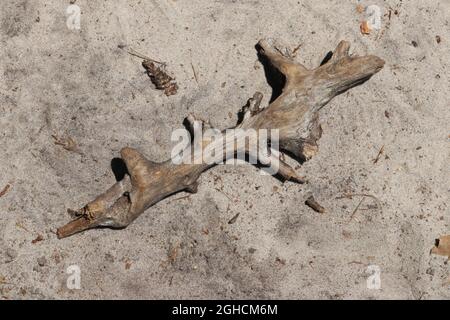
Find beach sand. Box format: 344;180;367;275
0;0;449;299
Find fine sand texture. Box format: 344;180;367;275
0;0;449;299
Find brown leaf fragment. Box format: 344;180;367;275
305;195;326;213
0;184;11;198
142;60;178;96
431;235;450;258
31;234;44;244
349;198;364;221
191;62;199;84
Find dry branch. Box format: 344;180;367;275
57;38;384;238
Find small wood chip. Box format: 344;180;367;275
372;145;385;164
349;197;365;221
127;47;165;65
360;21;371;35
305;196;326;213
228;213;240;224
31;234;44;244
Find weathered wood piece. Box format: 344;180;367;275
57;39;384;238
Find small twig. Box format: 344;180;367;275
372;145;384;164
336;192;379;202
291;43;302;57
56;216;96;239
191;62;199;84
31;234;44;244
228;212;240;224
349;197;365;221
337;192;382;220
305;195;326;213
0;184;11;198
127;48;166;66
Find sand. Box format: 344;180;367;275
0;0;449;299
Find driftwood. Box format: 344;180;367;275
56;39;384;238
